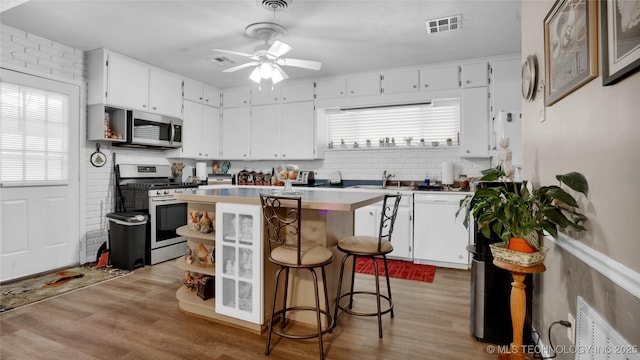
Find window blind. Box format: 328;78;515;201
0;82;69;185
327;99;460;146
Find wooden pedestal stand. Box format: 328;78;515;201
493;259;546;360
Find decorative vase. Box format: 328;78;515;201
507;237;536;253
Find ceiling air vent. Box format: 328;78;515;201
208;56;236;67
257;0;292;12
425;15;462;34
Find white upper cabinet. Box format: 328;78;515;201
222;88;251;108
460;86;490;157
280;81;315;103
490;58;521;115
149;68;184;118
248;102;315;160
184;78;221;107
87;48;184;118
221;106;250;159
280;101;315;159
176;100;221;159
249;104;281;159
315;78;346;99
381;69;419;95
251;86;281;106
104;51;149;110
346;73;381;96
420;64;460;91
461;62;489;88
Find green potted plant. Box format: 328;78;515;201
456;166;589;264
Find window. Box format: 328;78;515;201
327;99;460;146
0;82;70;185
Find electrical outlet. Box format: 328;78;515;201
567;313;575;343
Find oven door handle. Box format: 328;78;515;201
150;198;184;204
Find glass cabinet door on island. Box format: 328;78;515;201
215;203;263;324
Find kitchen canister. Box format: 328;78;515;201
442;162;454;185
196;162;207;181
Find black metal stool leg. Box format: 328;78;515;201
382;255;394;318
308;268;325;360
333;253;348;328
281;267;290;329
372;256;383;338
321;266;333;333
348;254;356;309
266;266;285;355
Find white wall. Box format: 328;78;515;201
521;1;640;355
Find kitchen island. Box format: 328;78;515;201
174;187;385;333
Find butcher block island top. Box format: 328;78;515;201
174;187;385;210
173;187;385;333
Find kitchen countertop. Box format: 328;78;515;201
175;186;385;211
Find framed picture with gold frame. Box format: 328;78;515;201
543;0;599;106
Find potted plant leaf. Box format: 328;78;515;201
456;166;589;266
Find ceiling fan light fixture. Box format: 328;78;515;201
271;64;285;84
259;62;273;79
249;67;262;83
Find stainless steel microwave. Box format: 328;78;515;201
126;110;183;148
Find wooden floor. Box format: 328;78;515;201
1;261;498;360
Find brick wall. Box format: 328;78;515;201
1;24;169;262
1;24;84;81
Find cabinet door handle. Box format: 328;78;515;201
153;106;157;110
413;85;417;88
282;154;286;157
142;104;147;108
424;84;429;88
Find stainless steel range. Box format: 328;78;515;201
115;164;198;265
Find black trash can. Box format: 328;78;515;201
106;212;148;271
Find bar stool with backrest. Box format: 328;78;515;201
260;194;334;360
333;194;402;338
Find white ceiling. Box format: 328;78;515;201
0;0;522;89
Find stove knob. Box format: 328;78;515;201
156;190;162;195
164;190;170;195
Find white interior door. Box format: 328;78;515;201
0;69;81;281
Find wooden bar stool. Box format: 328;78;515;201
260;194;334;360
333;194;401;338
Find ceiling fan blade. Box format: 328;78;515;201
267;40;292;58
211;48;255;58
223;62;259;73
276;58;322;71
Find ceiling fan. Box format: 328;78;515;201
212;22;322;85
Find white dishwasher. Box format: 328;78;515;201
413;193;470;269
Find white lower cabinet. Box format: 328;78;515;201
413;193;470;269
215;203;263;324
353;192;413;261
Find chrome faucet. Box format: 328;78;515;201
382;170;395;188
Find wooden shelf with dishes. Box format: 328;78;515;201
173;203;264;334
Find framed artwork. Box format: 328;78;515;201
601;0;640;85
544;0;599;106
